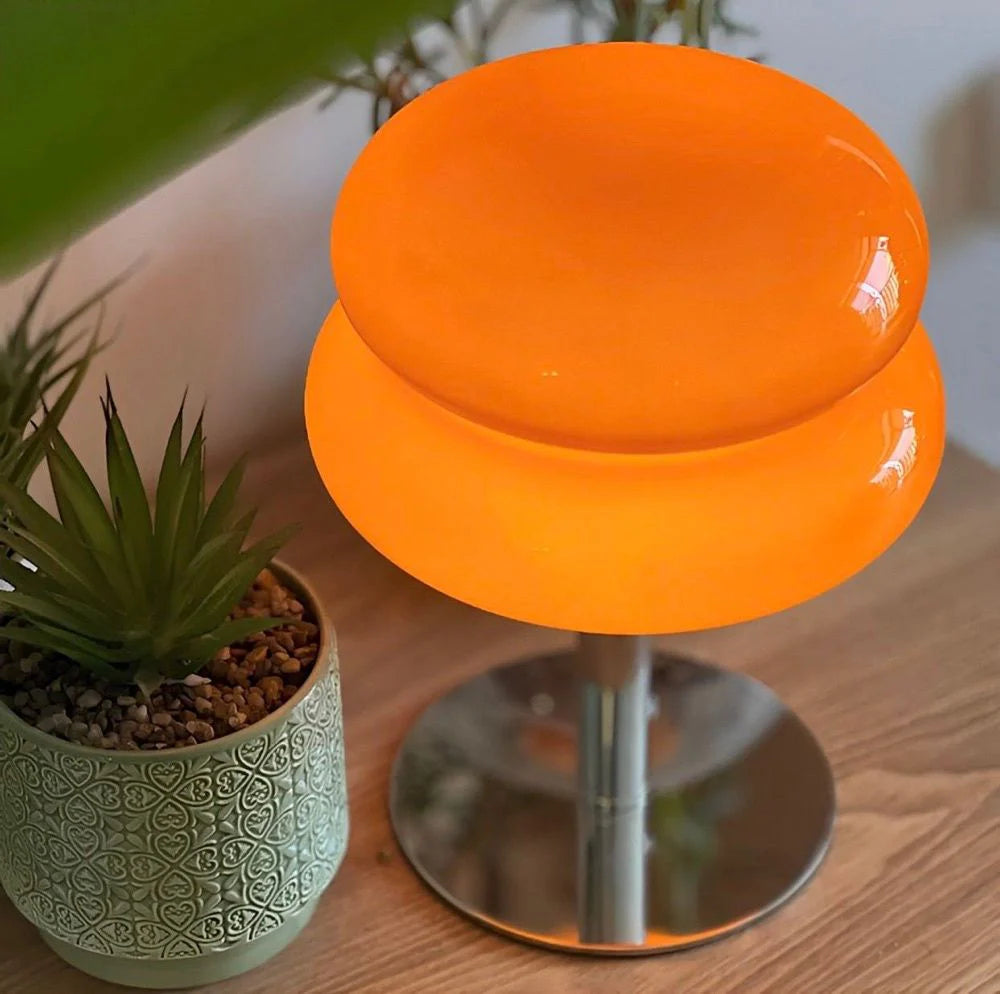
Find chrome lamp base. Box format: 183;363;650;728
389;635;834;955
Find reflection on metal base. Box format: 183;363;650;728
389;644;835;955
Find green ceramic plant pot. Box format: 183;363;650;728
0;562;348;989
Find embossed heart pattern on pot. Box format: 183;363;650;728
0;562;349;988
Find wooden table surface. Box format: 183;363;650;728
2;441;998;994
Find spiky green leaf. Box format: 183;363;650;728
175;616;287;664
0;590;115;641
0;625;125;680
198;453;248;544
170;410;206;583
0;261;121;498
152;398;186;579
182;525;299;632
0;483;106;596
102;386;155;602
0;386;297;688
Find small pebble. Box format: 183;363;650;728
3;570;317;751
258;676;283;705
245;645;268;666
76;688;102;710
186;720;214;742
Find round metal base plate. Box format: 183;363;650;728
389;651;834;955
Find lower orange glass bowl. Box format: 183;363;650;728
306;303;944;634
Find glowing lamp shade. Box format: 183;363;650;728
306;43;945;634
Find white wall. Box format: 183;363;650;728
1;0;997;484
733;0;1000;464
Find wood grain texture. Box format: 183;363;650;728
1;442;998;994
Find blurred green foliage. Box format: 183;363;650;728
0;0;445;276
325;0;758;130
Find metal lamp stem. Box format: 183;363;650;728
577;634;653;944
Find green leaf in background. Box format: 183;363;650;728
0;0;448;275
0;260;123;501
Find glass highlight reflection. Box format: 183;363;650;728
852;236;900;334
872;408;918;490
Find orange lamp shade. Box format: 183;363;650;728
306;43;945;634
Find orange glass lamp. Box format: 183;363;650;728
306;44;944;954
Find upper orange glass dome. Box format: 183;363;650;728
332;43;929;453
307;43;944;634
